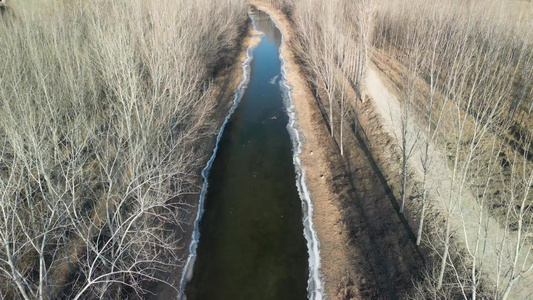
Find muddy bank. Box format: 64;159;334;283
252;3;424;299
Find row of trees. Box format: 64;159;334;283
0;0;249;299
374;0;533;298
284;0;376;156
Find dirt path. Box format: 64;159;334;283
366;64;533;299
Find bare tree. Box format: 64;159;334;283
394;25;422;214
354;0;376;102
499;138;533;300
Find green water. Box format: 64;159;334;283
184;11;309;300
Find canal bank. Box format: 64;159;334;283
181;11;323;300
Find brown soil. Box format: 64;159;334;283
253;3;424;299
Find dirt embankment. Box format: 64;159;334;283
252;2;424;299
146;24;262;299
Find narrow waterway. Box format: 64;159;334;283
183;11;309;300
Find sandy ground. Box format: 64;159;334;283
366;62;533;299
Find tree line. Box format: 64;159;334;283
0;0;249;298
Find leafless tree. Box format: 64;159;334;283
498;137;533;300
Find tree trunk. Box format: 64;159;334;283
416;179;428;245
437;216;452;290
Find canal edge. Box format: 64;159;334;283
253;5;326;300
176;21;263;300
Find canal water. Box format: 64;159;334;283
182;11;309;300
